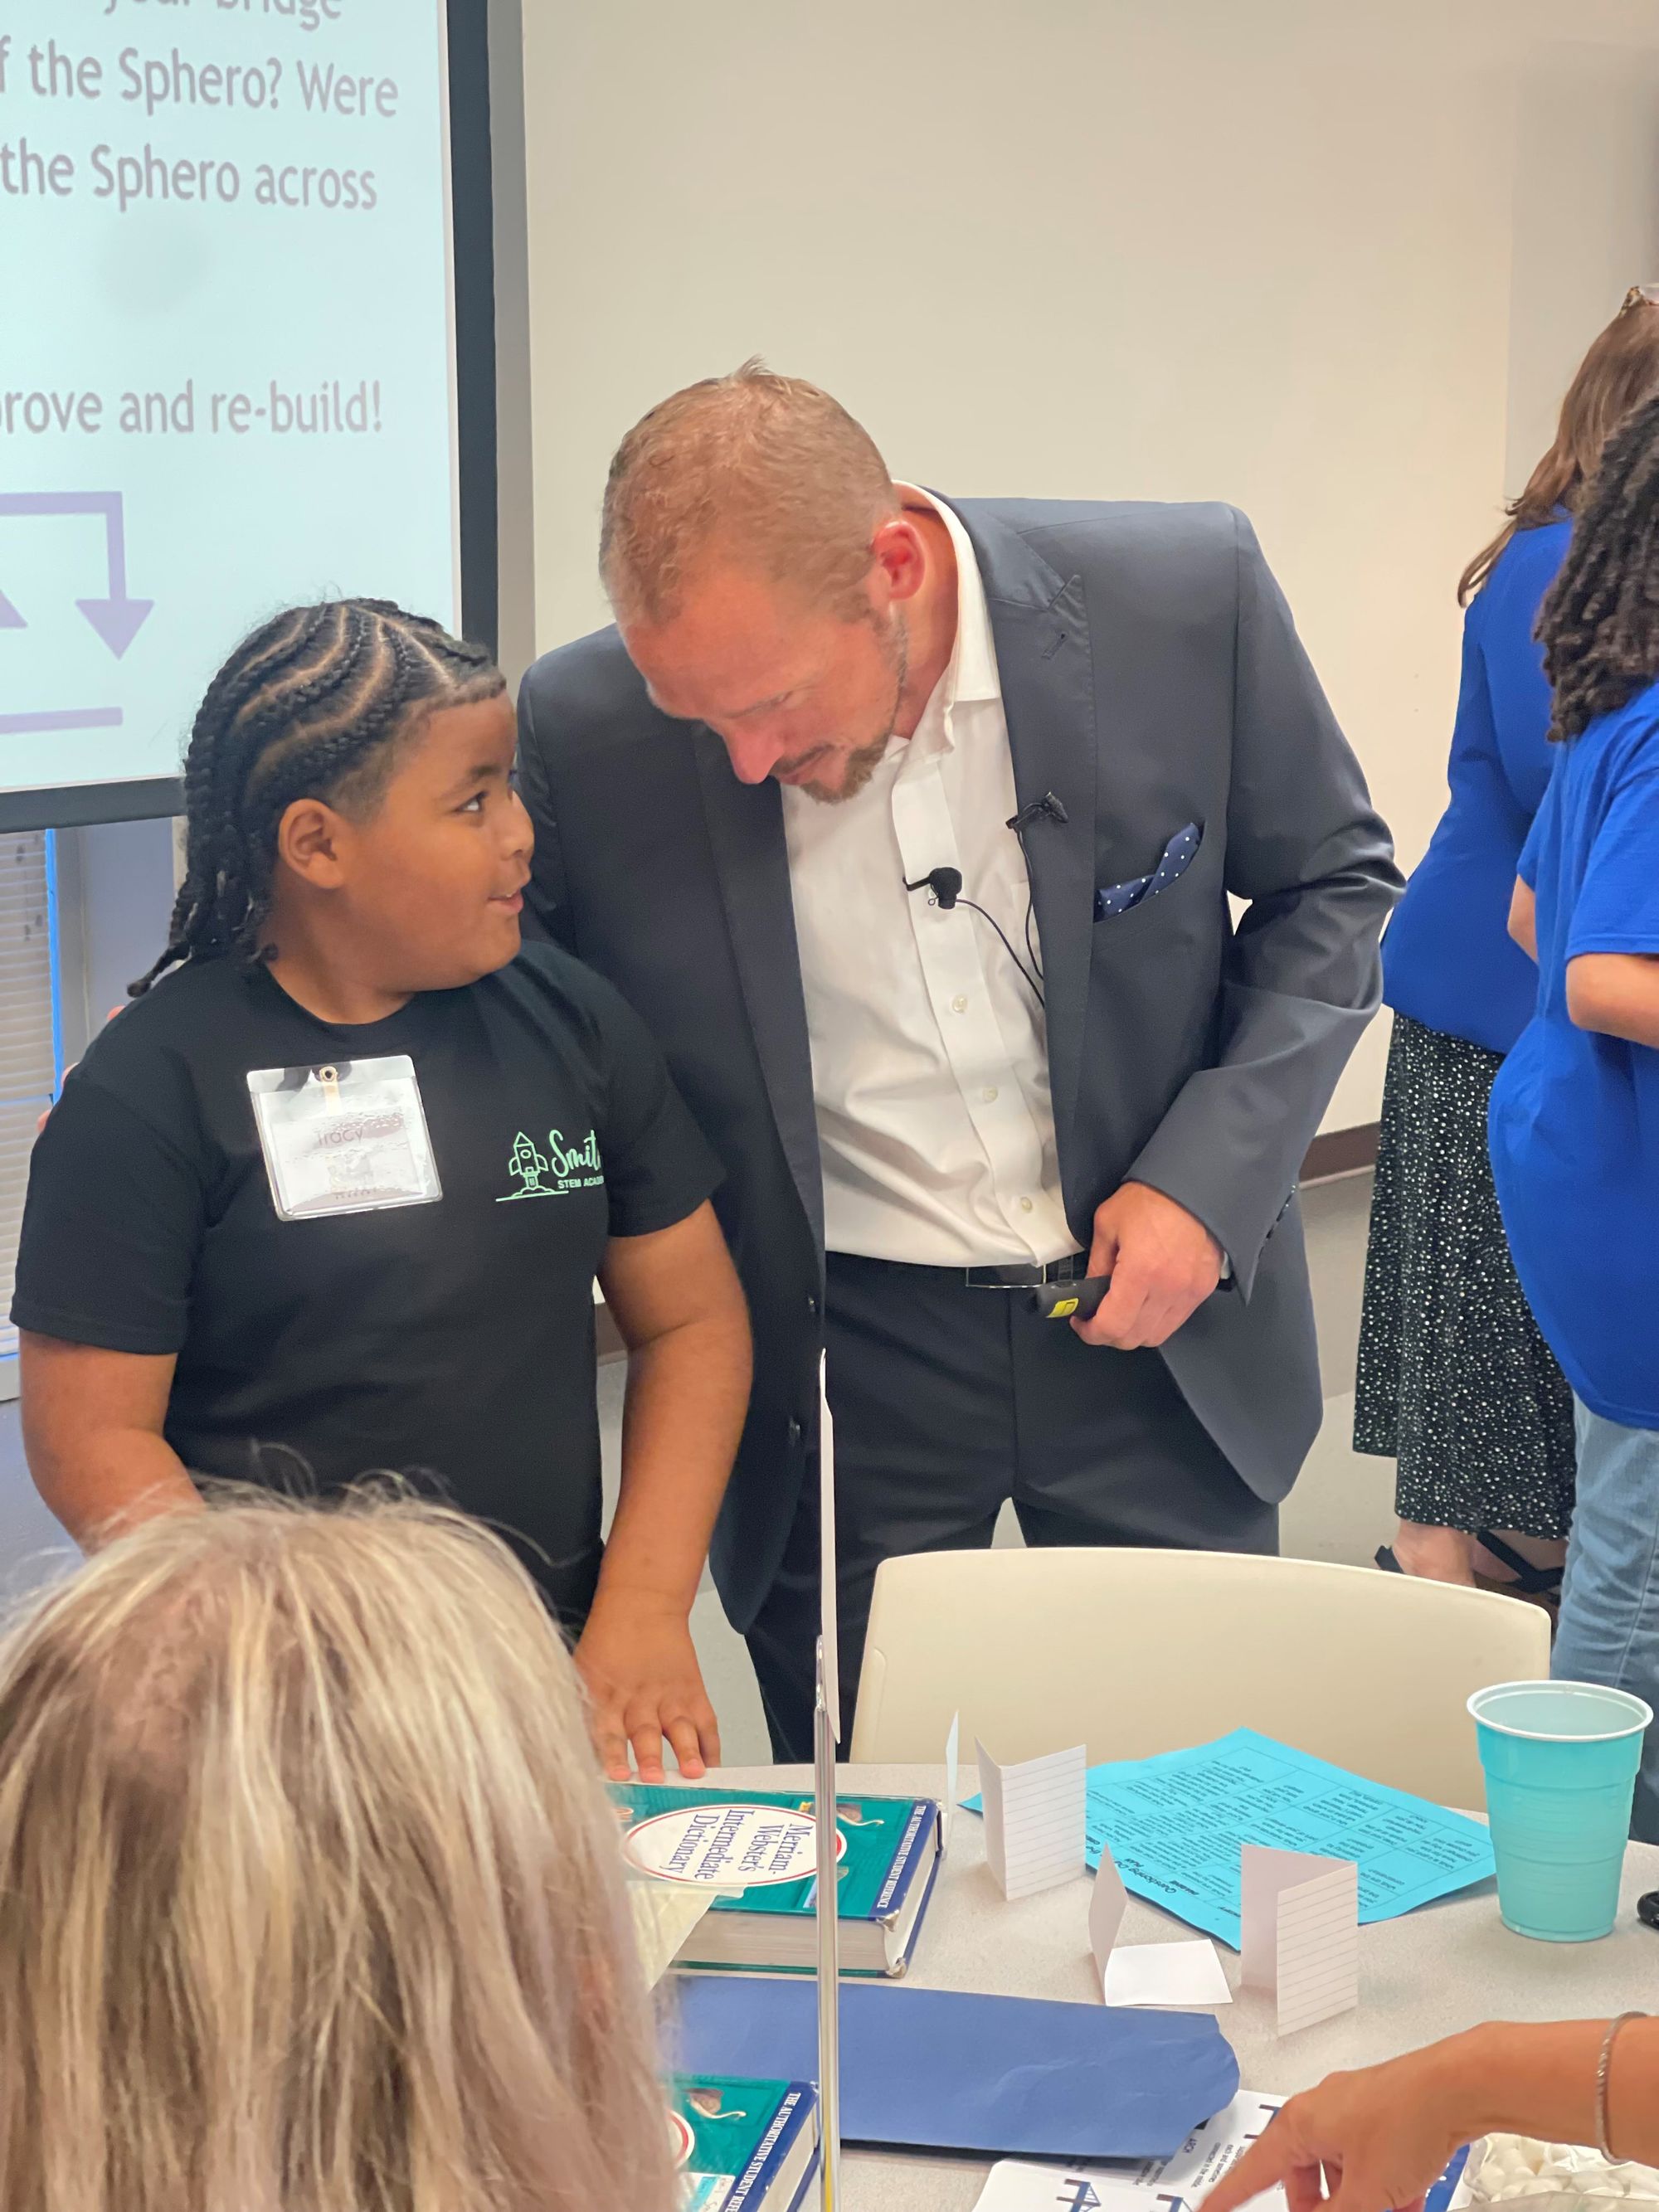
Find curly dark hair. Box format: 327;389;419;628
1538;390;1659;744
133;599;503;995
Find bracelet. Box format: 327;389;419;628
1597;2010;1646;2161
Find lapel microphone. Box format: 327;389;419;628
902;866;963;908
902;866;1042;1005
900;794;1066;1009
1007;790;1068;834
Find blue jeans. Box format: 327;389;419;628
1553;1399;1659;1844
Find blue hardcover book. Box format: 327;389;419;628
671;2073;820;2211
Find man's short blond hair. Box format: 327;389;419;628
600;360;899;625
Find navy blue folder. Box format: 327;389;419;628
669;1976;1239;2161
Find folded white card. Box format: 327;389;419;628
1088;1840;1130;1987
1240;1844;1359;2035
1103;1938;1234;2010
975;1738;1086;1900
944;1709;961;1853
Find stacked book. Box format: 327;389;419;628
670;2073;819;2212
619;1782;944;1976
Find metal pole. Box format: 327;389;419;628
814;1635;842;2212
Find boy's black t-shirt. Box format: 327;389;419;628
12;943;721;1617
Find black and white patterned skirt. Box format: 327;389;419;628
1353;1012;1576;1538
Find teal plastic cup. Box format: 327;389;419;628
1470;1680;1654;1942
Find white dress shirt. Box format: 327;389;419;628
781;489;1078;1268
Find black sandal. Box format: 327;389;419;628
1374;1537;1563;1605
1474;1529;1564;1602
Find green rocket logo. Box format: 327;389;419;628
497;1126;603;1203
504;1130;549;1198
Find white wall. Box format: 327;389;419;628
518;0;1659;1129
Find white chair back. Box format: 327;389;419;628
850;1547;1551;1804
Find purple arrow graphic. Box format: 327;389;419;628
0;492;154;658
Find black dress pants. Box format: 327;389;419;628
744;1251;1278;1761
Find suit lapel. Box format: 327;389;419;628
952;505;1099;1167
692;728;825;1247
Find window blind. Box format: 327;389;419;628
0;834;57;1364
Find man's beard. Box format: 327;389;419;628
793;618;909;806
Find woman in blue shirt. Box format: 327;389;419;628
1355;289;1659;1592
1491;385;1659;1840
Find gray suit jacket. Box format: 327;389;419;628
517;498;1401;1631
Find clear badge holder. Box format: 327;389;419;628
246;1054;442;1222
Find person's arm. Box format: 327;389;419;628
1509;877;1538;959
1567;953;1659;1046
12;1070;204;1539
1079;511;1402;1347
581;1203;751;1783
20;1334;200;1546
1549;766;1659;1050
1202;2018;1659;2212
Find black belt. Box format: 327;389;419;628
961;1252;1091;1291
830;1248;1104;1322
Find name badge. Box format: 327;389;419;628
246;1055;442;1222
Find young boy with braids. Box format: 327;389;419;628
1491;388;1659;1840
12;599;752;1784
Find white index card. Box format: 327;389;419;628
1102;1939;1233;2011
975;1738;1086;1901
1088;1840;1130;1991
1240;1845;1359;2036
943;1710;961;1852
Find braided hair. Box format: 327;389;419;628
1538;391;1659;745
134;599;504;994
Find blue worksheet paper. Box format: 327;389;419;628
1078;1729;1495;1948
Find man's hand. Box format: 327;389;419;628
574;1587;721;1784
1073;1180;1223;1350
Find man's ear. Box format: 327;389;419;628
275;796;353;889
868;514;929;608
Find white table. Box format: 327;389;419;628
707;1763;1659;2212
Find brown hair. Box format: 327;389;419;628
1458;290;1659;603
1538;388;1659;743
600;358;898;625
0;1489;676;2212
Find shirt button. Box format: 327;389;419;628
951;994;968;1014
806;1293;820;1316
788;1417;804;1446
1020;1197;1034;1213
982;1086;999;1101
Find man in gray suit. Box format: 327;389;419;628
518;363;1399;1757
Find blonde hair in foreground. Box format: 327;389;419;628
0;1489;678;2212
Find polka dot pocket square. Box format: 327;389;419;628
1093;821;1203;921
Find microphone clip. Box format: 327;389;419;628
902;866;963;910
1006;790;1068;834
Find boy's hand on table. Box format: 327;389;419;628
575;1588;721;1784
